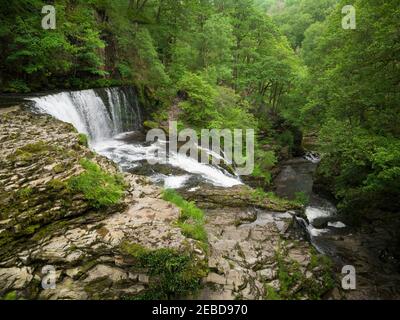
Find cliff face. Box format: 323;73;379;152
0;109;205;300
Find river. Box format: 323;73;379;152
5;86;399;299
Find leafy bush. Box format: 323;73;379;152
277;130;295;151
177;72;219;129
319;122;400;218
294;192;310;206
4;80;30;93
252;150;277;184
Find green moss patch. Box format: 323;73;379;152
68;159;125;209
264;245;335;300
1;291;17;300
121;242;208;300
9;141;52;162
78;133;89;147
251;188;302;211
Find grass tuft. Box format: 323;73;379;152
121;242;208;300
68;159;125;208
162;189;207;244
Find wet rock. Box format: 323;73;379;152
84;265;128;283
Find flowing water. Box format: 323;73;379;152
274;153;348;255
29;87;242;189
27;87;400;298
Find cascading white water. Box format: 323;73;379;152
30;88;141;143
30;87;242;188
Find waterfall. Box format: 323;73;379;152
30;87;142;143
30;87;242;188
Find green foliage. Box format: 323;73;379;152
2;291;17;300
277;130;295;151
177;72;219;129
318;123;400;216
265;245;335;300
121;242;207;300
162;189;207;244
68;159;125;209
199;14;235;83
210;86;256;131
78;133;89;147
264;284;282;300
300;0;400;217
252;150;277;184
270;0;338;49
0;0;108;92
294;192;310;206
4;80;30;93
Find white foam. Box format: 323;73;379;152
32;89;243;188
305;206;333;224
328;221;346;228
308;226;330;237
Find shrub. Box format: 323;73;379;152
277;130;294;151
177;72;219;129
252;150;277;184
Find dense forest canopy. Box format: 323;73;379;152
0;0;399;221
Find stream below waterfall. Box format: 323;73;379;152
275;153;400;299
3;86;398;299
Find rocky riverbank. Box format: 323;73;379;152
0;109;337;300
175;184;335;300
0;109;204;300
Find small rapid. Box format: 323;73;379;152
29;87;242;189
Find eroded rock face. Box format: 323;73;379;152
180;184;334;300
192;206;335;300
0;111;202;300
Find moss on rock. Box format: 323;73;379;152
67;159;126;209
120;241;208;300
